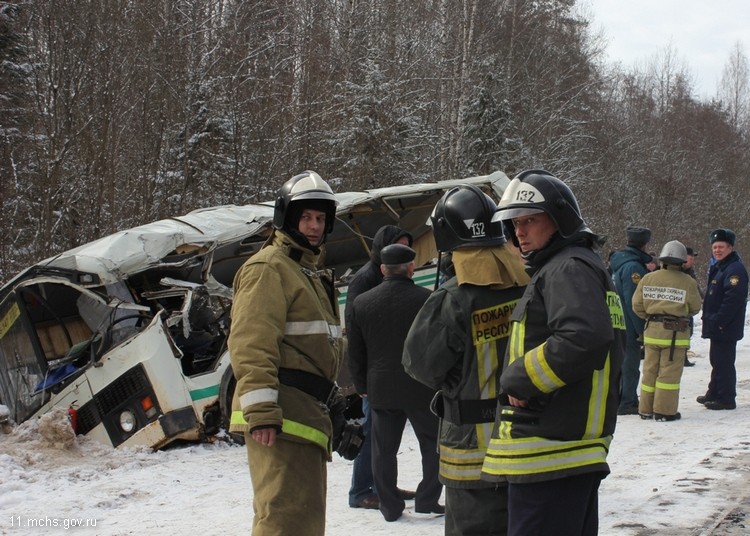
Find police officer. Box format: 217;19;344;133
481;170;624;536
699;228;748;411
632;241;702;421
403;184;529;536
228;171;342;536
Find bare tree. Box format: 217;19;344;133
719;41;750;136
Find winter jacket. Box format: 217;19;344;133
632;264;702;348
347;275;435;410
403;245;528;488
482;235;625;484
610;246;652;337
702;251;749;342
228;230;343;455
343;225;412;333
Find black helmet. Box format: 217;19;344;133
492;169;589;238
273;171;338;234
430;184;507;252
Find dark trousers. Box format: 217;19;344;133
707;339;738;403
507;472;603;536
445;485;508;536
371;406;442;519
349;397;376;505
619;326;641;409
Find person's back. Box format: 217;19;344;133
404;183;529;536
632;240;702;421
347;244;442;522
343;224;413;510
350;275;433;408
344;225;412;332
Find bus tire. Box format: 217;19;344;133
219;364;245;445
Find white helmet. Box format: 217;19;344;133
273;171;338;233
658;240;688;266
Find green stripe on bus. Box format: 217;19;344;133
190;385;220;401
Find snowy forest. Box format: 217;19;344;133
1;0;749;283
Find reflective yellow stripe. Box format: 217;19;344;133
643;336;691;346
584;355;610;439
525;342;565;393
281;419;329;451
228;412;329;451
482;436;612;476
439;445;487;482
475;343;499;448
641;383;655;393
230;410;247;426
508;315;525;364
655;380;680;391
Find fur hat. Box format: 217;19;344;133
710;228;736;246
626;226;651;248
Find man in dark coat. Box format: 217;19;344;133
609;225;652;415
699;228;748;410
348;244;442;522
681;246;703;367
344;225;413;510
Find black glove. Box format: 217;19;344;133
329;392;348;450
328;392;364;460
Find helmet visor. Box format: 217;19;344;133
491;207;544;222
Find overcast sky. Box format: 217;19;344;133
581;0;750;99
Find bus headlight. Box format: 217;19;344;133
119;410;137;433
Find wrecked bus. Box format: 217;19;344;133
0;172;509;449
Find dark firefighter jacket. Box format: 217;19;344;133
403;246;528;487
482;235;625;484
702;251;748;342
227;230;343;456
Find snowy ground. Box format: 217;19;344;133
2;313;750;535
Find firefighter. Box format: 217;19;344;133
228;171;343;536
403;184;529;536
481;170;625;536
632;240;702;421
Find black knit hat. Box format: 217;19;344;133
380;244;416;265
626;226;651;248
685;247;698;257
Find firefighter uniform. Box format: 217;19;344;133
632;261;701;418
404;246;528;536
481;245;624;534
480;169;625;535
228;229;342;536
